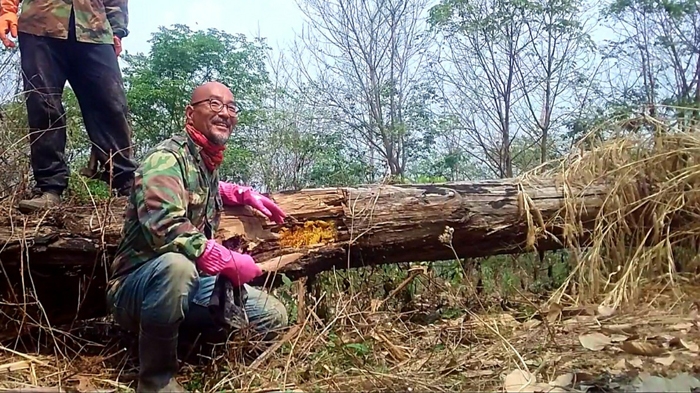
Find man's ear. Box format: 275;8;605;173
185;105;194;123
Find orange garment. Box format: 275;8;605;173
0;0;19;48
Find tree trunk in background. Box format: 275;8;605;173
0;178;606;341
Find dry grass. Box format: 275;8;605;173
0;279;698;393
519;110;700;309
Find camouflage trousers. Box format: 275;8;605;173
106;252;288;359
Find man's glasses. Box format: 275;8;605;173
190;98;241;114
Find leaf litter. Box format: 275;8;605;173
579;332;612;351
1;282;700;392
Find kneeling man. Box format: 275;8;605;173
107;81;289;392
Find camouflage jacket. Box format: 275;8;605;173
109;134;223;282
16;0;128;44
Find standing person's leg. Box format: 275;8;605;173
106;253;199;393
16;33;70;213
64;14;136;195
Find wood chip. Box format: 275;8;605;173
258;252;305;272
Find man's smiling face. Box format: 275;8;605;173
185;82;239;146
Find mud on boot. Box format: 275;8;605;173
17;191;61;214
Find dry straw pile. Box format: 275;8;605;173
521;108;700;308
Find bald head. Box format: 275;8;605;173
185;81;238;146
190;81;232;103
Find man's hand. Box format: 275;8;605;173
219;181;287;224
196;239;263;286
0;0;18;49
113;35;122;56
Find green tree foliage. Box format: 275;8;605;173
119;24;372;190
121;24;271;181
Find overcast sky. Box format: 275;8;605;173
123;0;305;56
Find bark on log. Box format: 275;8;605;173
0;178;606;341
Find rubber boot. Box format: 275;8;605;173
136;322;188;393
18;191;61;213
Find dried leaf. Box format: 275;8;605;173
549;373;574;388
658;334;677;342
532;382;565;392
504;369;536;393
72;376;98;393
604;323;636;335
547;303;563;324
579;332;612;351
668;337;700;352
612;358;627;371
679;339;699;352
620;341;666;357
628;357;644;368
631;372;700;392
522;319;542;329
564;315;597;325
610;334;629;342
542;387;567;393
653;355;675;366
496;313;521;327
597;304;616;318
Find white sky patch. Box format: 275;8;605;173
122;0;305;56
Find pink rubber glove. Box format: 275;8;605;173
196;239;262;286
218;181;287;224
113;35;122;56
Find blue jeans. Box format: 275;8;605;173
106;252;288;349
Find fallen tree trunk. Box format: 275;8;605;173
0;178;606;340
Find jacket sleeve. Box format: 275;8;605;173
103;0;128;38
133;149;208;261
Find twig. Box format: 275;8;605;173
0;344;51;367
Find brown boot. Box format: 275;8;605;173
18;191;61;214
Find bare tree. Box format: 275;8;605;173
601;0;700;122
290;0;434;179
429;0;531;179
515;0;597;164
245;48;370;190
